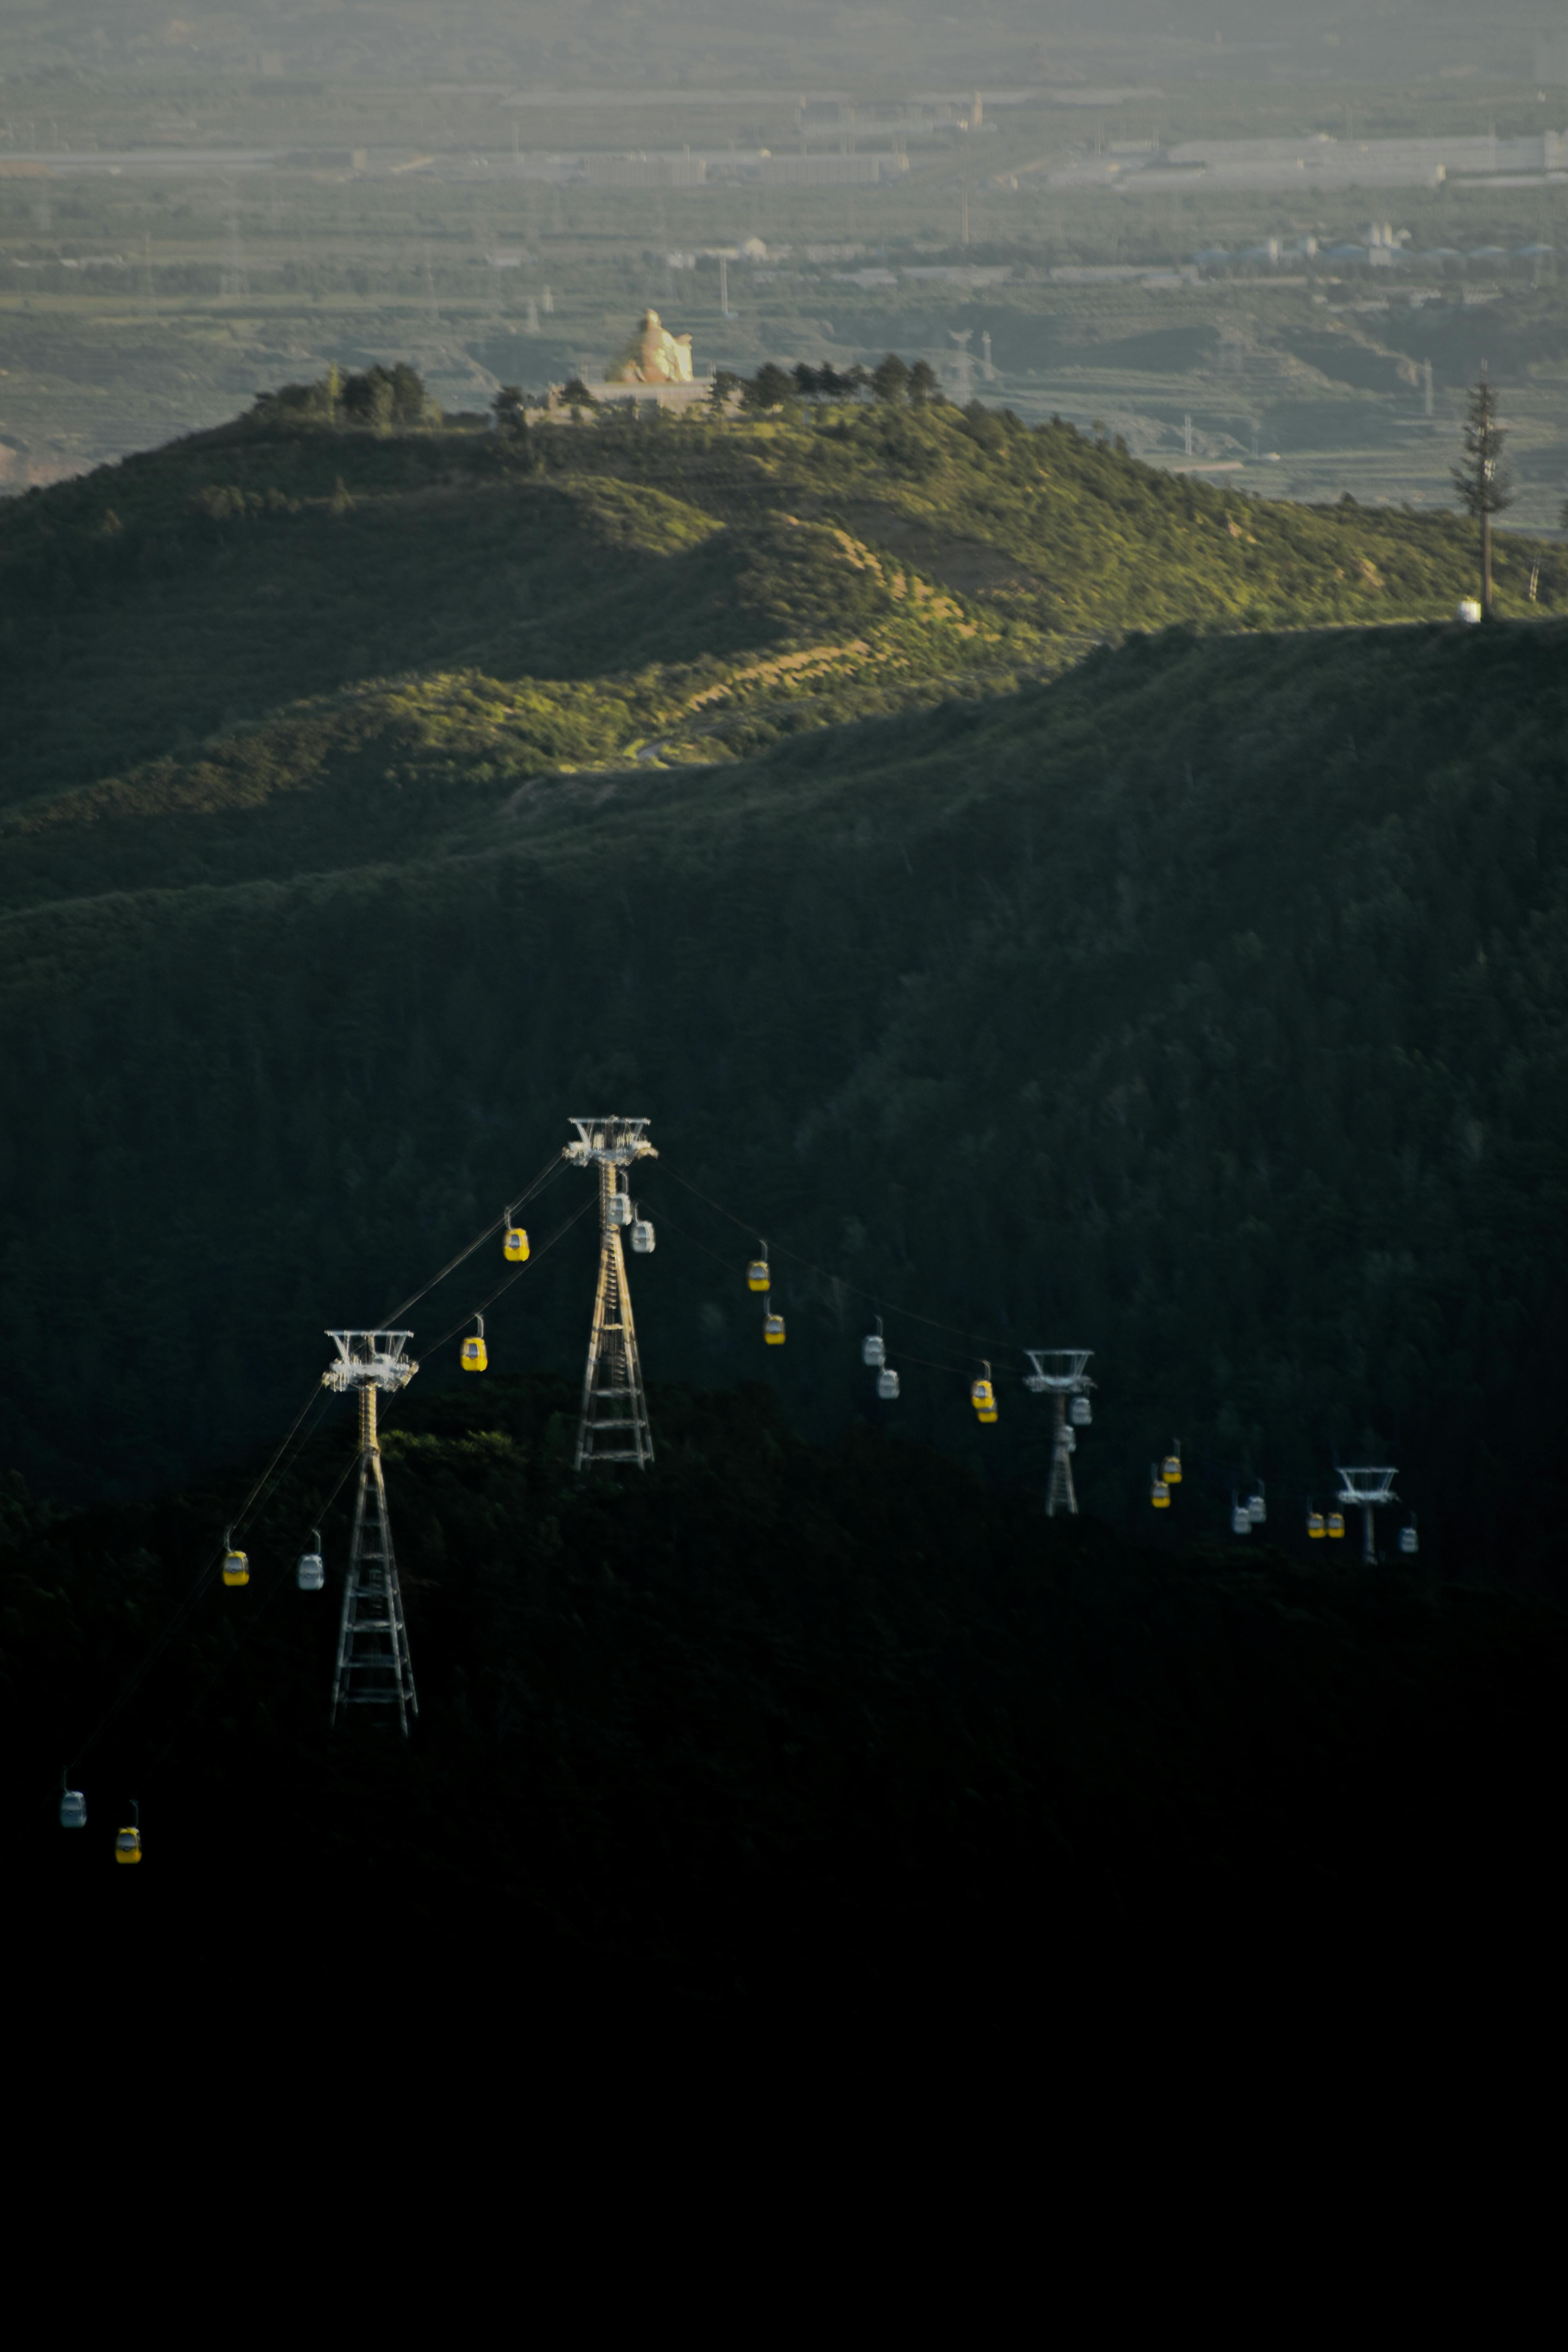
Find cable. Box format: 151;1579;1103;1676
424;1194;595;1355
62;1368;342;1774
653;1165;1024;1365
376;1151;566;1327
646;1198;981;1385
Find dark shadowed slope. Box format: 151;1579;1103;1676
2;616;1564;1587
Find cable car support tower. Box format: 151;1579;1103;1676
1336;1465;1398;1566
565;1118;657;1470
324;1330;419;1735
1025;1349;1094;1517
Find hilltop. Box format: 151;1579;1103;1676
1;389;1557;832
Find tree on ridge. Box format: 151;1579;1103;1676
1451;366;1514;620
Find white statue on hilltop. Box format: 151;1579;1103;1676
606;308;695;386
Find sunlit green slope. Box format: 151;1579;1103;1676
1;394;1557;840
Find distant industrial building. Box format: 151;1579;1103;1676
758;152;909;186
1045;129;1568;195
585;153;708;187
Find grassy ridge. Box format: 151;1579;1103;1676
2;399;1557;826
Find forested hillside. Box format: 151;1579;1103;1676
9;388;1568;1993
18;1376;1565;2005
1;469;1564;1581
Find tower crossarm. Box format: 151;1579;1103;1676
564;1117;660;1170
1023;1348;1093;1394
1336;1465;1398;1506
325;1332;419;1732
322;1330;419;1393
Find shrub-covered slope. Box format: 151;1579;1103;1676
2;616;1565;1584
1;397;1557;825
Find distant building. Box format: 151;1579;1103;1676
1046;129;1568;195
585;154;707;188
758;154;909;186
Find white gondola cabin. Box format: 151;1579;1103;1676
877;1367;900;1401
297;1529;325;1592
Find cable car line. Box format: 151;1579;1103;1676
423;1193;595;1353
375;1151;565;1327
58;1190;600;1791
658;1163;1020;1357
62;1106;1427;1829
61;1373;340;1773
645;1198;985;1384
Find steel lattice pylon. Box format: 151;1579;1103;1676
565;1119;657;1470
323;1332;419;1735
1024;1350;1094;1519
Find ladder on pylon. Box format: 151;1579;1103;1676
330;1378;418;1735
564;1120;658;1472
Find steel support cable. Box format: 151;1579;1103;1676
138;1426;366;1793
644;1198;980;1381
423;1193;595;1356
376;1152;566;1328
62;1371;337;1775
654;1165;1022;1365
232;1384;341;1541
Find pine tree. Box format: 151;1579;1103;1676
1451;367;1514;619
